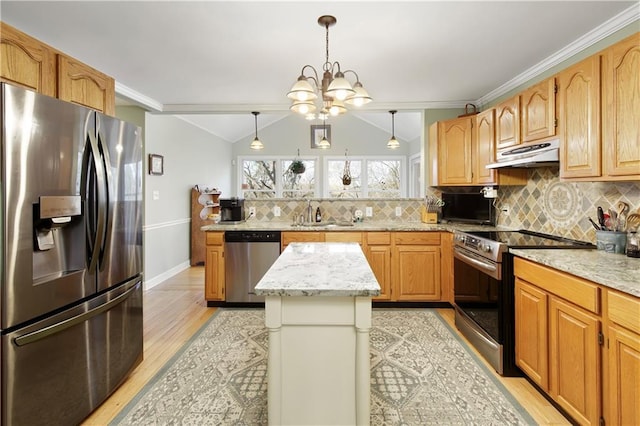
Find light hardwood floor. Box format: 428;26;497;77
83;266;569;425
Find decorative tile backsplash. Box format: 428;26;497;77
245;168;640;244
244;198;425;223
496;168;639;242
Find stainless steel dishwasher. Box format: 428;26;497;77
224;231;281;303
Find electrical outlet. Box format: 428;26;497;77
395;206;402;217
365;206;373;217
273;206;281;217
502;204;510;216
249;206;256;216
152;190;160;200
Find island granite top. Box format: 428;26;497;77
254;242;381;297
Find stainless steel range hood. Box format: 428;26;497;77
486;139;559;169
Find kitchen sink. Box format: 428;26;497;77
290;221;354;228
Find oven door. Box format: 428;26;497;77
453;245;506;372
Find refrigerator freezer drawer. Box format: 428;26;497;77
1;277;143;426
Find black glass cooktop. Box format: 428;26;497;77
467;230;595;249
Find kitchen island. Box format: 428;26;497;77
254;242;380;426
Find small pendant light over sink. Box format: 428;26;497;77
387;110;400;149
250;111;264;150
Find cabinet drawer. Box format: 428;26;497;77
366;232;391;245
324;232;362;243
607;290;640;334
514;257;600;314
282;232;324;245
206;232;224;246
393;232;441;245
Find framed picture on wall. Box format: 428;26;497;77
149;154;164;175
310;124;331;149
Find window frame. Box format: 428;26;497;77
322;155;406;199
237;155;320;198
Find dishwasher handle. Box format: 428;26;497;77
224;230;281;243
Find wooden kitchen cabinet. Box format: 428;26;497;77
435;117;473;185
191;188;221;265
602;32;640;180
281;231;324;251
0;22;56;96
57;54;115;116
495;95;521;150
514;257;602;426
364;232;392;301
429;114;526;187
392;232;441;301
558;55;602;179
204;232;225;301
521;77;556;143
0;21;116;116
605;290;640;426
549;296;600;426
515;277;549;390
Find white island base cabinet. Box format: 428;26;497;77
265;295;372;426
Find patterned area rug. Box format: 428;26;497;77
111;309;535;425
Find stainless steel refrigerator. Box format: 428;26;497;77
0;83;144;425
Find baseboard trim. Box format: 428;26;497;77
144;261;191;291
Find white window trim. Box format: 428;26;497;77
322;155;406;199
238;155;320;198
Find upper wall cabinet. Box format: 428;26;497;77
474;109;498;185
559;32;639;181
602;32;640;180
495;95;521;150
435;116;474;185
521;77;556;143
0;22;115;116
57;54;115;116
558;55;601;179
0;22;56;97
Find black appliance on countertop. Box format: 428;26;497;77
452;229;595;376
220;198;246;222
441;192;495;225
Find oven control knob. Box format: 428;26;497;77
479;243;492;253
454;234;465;242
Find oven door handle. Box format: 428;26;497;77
454;249;501;280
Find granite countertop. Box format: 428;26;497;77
510;248;640;298
201;220;498;233
254;242;381;297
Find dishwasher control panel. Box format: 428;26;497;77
224;231;281;243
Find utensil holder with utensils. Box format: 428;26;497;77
596;230;627;254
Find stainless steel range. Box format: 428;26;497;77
452;229;594;376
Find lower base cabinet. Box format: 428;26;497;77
515;257;640;426
205;232;224;301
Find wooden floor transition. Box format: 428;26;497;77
82;266;569;425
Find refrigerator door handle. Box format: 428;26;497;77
13;282;139;347
96;132;113;264
84;130;107;273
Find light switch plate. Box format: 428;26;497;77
365;206;373;217
152;190;160;200
273;206;281;217
395;206;402;217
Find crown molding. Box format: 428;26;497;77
115;82;163;111
475;4;640;106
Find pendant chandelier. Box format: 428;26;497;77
287;15;372;120
387;110;400;149
250;111;264;150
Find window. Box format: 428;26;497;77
282;159;316;198
238;156;404;199
324;156;404;199
240;159;277;199
239;157;317;199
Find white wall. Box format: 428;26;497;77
144;114;232;288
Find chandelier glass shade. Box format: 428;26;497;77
250;111;264;150
387;110;400;149
318;119;331;149
287;15;372;120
